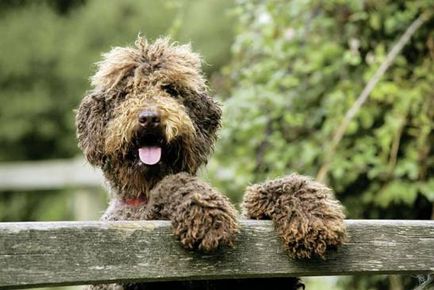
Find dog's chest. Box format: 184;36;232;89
101;199;161;221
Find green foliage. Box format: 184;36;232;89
210;0;433;216
0;191;72;221
208;1;433;288
209;0;434;289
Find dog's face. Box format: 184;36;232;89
76;37;221;193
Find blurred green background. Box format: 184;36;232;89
0;0;432;289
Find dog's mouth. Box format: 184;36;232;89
126;127;185;172
138;146;161;165
132;130;166;166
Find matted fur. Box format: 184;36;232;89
77;36;344;290
104;94;196;156
76;36;223;199
242;173;347;259
91;38;206;94
77;37;239;290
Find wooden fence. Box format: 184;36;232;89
1;219;433;289
1;160;433;288
0;158;103;191
0;158;105;220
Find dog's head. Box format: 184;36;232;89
76;37;221;192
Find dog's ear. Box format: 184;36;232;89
75;92;106;167
198;92;222;138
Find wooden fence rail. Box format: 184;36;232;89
1;220;433;289
0;158;103;191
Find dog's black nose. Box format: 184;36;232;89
138;110;160;128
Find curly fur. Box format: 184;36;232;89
76;37;223;199
99;173;239;252
242;173;347;259
77;36;345;290
76;37;239;290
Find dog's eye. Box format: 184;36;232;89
162;84;180;97
117;91;128;100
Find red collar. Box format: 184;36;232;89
123;195;147;207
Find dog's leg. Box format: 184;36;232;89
242;173;346;259
149;172;239;252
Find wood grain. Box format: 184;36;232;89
0;220;433;289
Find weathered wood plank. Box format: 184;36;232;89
0;220;433;289
0;158;104;190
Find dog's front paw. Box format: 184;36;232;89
274;204;346;259
272;178;347;259
244;173;347;259
172;193;239;252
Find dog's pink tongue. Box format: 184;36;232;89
138;147;161;165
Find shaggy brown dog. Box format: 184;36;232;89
76;37;239;290
76;36;345;290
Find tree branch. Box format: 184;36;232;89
316;11;432;183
